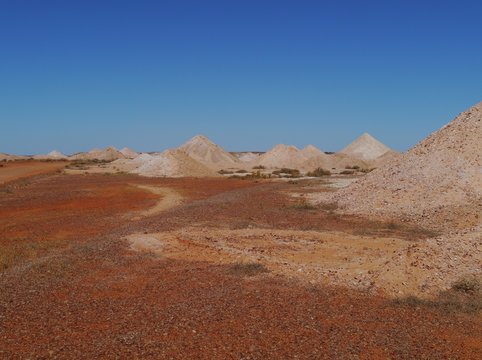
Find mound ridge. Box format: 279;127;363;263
330;101;482;230
71;147;126;161
119;147;139;159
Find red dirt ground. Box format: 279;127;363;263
0;160;68;184
0;173;480;359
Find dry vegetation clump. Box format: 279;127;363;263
340;170;355;175
287;197;319;210
252;165;266;169
218;169;234;175
359;168;375;173
66;159;111;170
318;202;338;211
272;168;301;178
227;262;269;277
306;167;331;177
393;276;482;314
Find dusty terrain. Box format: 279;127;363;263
0;170;481;359
0;160;68;184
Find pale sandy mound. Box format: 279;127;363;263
257;144;308;169
70;147;126;161
234;152;261;163
119;147;139;159
325;101;482;230
370;150;402;168
300;145;324;158
340;133;393;161
33;150;68;160
179;135;239;170
133;149;218;177
110;153;153;172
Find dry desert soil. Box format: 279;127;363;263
0;162;481;359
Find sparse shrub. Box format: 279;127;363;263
319;202;338;211
218;169;234;175
452;276;481;293
252;165;266;170
236;169;248;174
290;202;317;210
360;168;375;173
66;159;112;170
345;165;360;170
272;168;301;178
227;262;269;277
288;198;317;210
306;167;331;177
340;170;354;175
393;279;482;314
385;221;402;230
246;171;270;179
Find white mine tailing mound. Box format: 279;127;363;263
340;133;393;161
329;101;482;230
70;147;126;161
178;135;239;170
257;143;365;171
119;147;139;159
47;150;68;159
33;150;68;160
257;144;308;169
234;152;261;163
132;149;218;178
300;145;325;158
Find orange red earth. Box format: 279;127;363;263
0;170;480;358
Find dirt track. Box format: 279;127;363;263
0;173;480;359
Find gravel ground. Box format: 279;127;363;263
0;174;480;359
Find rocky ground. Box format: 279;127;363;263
0;173;481;359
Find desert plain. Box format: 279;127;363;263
0;102;481;359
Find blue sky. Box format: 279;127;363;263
1;0;481;154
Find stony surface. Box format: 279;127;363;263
0;174;480;358
317;101;482;231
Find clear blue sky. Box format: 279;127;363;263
1;0;481;155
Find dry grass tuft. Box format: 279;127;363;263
227;262;270;277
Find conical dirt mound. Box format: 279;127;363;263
257;144;307;169
70;147;126;161
133;149;218;177
340;133;392;161
330;101;482;230
179;135;238;170
119;147;139;159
